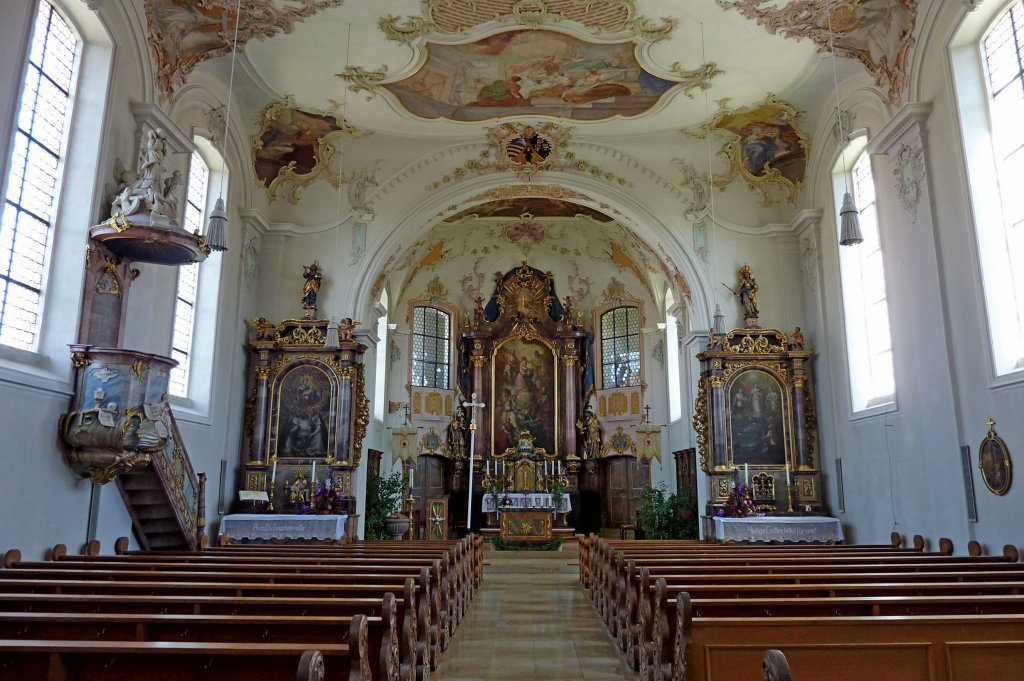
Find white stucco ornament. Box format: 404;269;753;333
111;128;181;229
893;142;925;223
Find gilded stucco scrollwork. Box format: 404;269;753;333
716;0;917;106
429;122;632;190
693;375;710;472
336;65;390;101
352;363;368;465
380;0;676;43
668;61;724;98
682;94;809;206
146;0;343;99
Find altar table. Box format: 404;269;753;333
221;513;348;543
709;515;844;544
481;492;571;513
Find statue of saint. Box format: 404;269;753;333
576;406;603;459
727;264;759;322
447;406;467;457
302;262;322;309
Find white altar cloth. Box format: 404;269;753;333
222;513;348;542
712;515;844;543
481;492;571;513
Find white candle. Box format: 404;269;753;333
785;462;791;486
744;463;749;486
558;460;561;474
409;466;415;488
311;459;316;483
271;459;277;486
486;460;490;475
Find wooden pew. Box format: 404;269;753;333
0;621;368;681
6;551;444;671
0;595;401;681
669;592;1024;681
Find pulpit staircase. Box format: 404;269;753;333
114;412;206;551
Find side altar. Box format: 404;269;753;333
236;263;366;520
694;265;825;517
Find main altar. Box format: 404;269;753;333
462;264;586;535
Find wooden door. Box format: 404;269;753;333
603;456;649;528
415;455;447;539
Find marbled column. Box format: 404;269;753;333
251;361;270;463
560;337;582;458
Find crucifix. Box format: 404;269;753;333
463;391;486;531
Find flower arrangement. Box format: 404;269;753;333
717;469;756;517
305;477;347;514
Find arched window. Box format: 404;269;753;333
837;146;895;412
0;2;79;350
954;1;1024;378
411;305;450;389
600;306;640;388
169;150;209;397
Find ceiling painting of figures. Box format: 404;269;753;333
382;29;681;122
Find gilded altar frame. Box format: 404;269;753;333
694;326;822;514
237;316;367;513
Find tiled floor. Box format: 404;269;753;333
435;545;635;680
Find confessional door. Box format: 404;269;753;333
414;455;447;539
603;456;650;529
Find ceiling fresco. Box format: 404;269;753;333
381;29;688;122
716;0;918;106
387;215;692;312
683;94;809;206
146;0;341;98
253;96;370;203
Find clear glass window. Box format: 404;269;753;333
411;306;450;389
600;306;641;389
0;2;79;350
169;152;208;397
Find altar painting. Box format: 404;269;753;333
272;364;335;459
383;29;676;122
725;368;788;466
492;338;557;456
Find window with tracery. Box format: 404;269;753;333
411;306;450;389
600;306;640;389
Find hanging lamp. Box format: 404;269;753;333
827;0;862;246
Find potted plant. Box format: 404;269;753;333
365;471;406;540
637;483;699;540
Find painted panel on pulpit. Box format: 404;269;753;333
492;338;557;456
725;368;787;466
272;364;335;459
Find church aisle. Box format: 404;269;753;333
435;541;635;681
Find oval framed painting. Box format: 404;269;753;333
979;422;1012;496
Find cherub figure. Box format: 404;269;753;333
338;317;359;341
